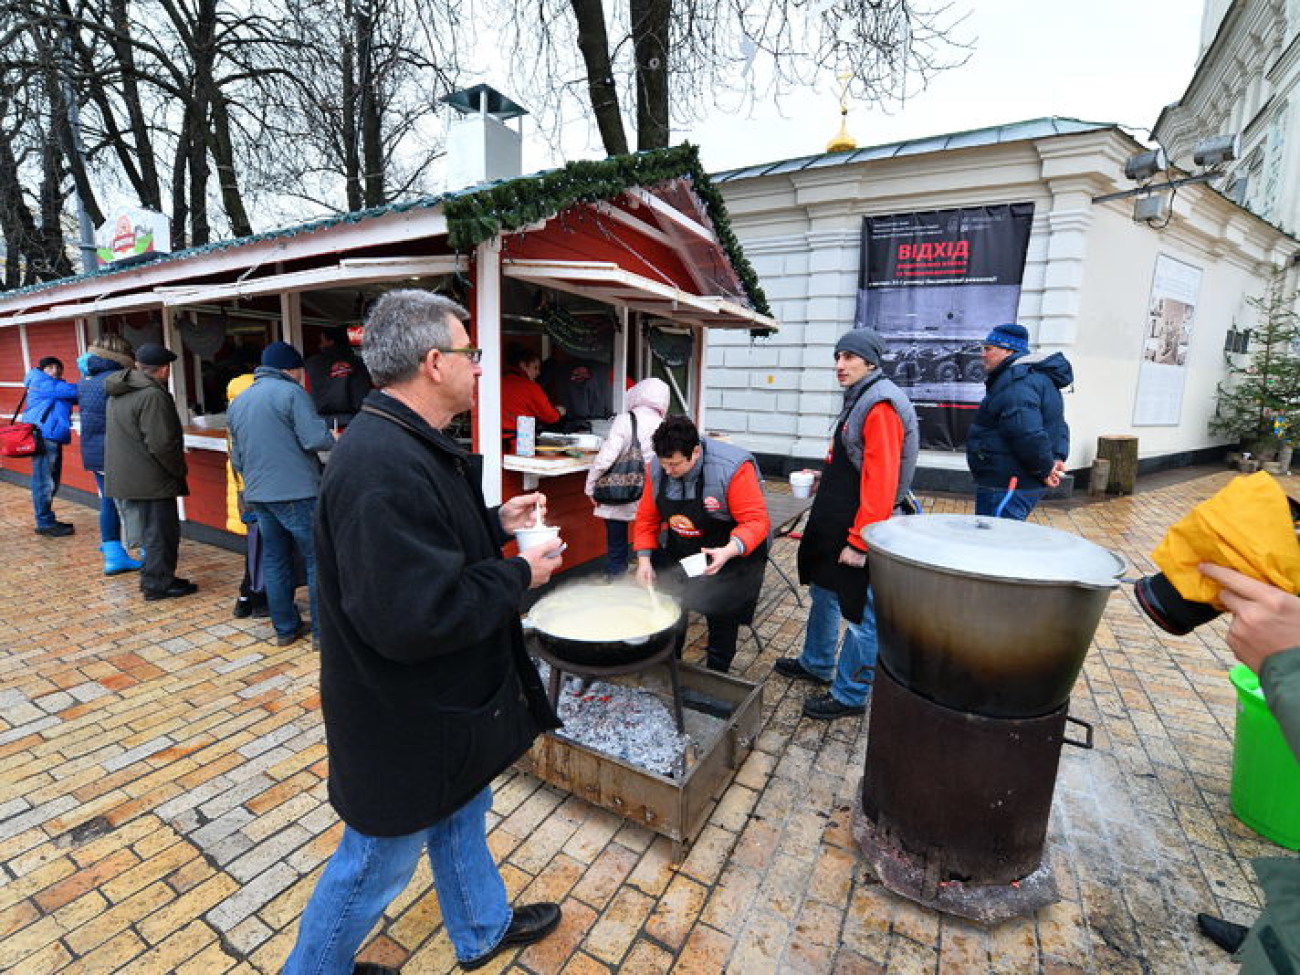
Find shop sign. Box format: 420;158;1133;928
95;208;172;267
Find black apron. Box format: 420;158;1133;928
797;389;872;624
655;474;767;625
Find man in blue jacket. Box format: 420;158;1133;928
228;341;336;647
23;356;79;537
965;322;1072;520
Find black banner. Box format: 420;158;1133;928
855;204;1034;450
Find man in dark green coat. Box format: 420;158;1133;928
284;291;567;975
104;344;195;600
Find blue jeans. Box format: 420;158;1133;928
284;787;511;973
250;499;317;640
30;442;62;529
798;583;878;707
975;486;1042;521
603;518;629;578
91;471;122;543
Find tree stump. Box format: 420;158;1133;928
1096;436;1138;494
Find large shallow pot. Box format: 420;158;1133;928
865;514;1123;718
526;583;684;667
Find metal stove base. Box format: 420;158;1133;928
852;802;1059;924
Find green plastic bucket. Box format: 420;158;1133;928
1229;664;1300;850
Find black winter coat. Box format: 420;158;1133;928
965;352;1072;489
314;391;559;836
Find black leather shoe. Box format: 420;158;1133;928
773;657;829;684
1196;912;1249;954
233;597;253;618
802;692;866;721
35;522;75;537
461;902;561;970
144;580;199;601
275;623;306;647
353;963;400;975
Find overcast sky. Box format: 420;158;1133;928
520;0;1208;175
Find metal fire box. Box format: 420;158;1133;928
516;663;764;860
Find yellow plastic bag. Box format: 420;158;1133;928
1153;472;1300;608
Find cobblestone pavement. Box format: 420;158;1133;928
1;469;1293;974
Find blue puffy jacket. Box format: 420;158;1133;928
22;368;78;445
77;354;128;471
965;352;1072;489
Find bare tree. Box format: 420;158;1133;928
0;3;78;285
501;0;970;156
254;0;462;215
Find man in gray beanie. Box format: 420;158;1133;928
774;327;920;720
228;341;336;646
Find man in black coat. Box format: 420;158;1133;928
284;291;566;975
304;325;372;428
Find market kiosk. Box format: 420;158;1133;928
0;146;777;569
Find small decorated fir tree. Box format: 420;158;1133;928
1211;279;1300;458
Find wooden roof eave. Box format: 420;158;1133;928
501;259;778;332
0;254;468;328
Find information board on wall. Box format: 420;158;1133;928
855;203;1034;450
1133;254;1201;426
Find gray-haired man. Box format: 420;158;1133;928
285;290;565;973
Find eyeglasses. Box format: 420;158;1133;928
434;346;483;364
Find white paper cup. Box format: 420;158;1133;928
789;470;815;498
515;525;560;552
680;552;708;577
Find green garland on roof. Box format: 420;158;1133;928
443;144;772;327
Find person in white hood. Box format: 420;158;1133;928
584;378;670;579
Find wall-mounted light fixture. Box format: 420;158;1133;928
1192;133;1240;168
1133;195;1170;224
1124;148;1168;182
1094;132;1241;225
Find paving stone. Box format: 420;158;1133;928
726;910;793;974
205;862;299;930
0;473;1282;974
517;897;598;974
588;886;654;965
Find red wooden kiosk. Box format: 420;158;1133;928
0;146;777;569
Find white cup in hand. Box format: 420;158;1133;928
516;525;560;552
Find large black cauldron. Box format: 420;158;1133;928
865;515;1123;718
526;584;684;667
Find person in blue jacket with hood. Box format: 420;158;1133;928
23;355;79;536
965;322;1072;520
77;336;145;574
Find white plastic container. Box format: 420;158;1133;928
516;416;536;457
515;524;560;552
680;552;708;577
790;470;815;498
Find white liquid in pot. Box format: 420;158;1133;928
529;583;680;642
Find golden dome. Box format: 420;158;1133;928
827;110;857;153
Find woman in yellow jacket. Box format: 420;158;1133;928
226;370;268;618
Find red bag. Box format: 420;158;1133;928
0;392;45;459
